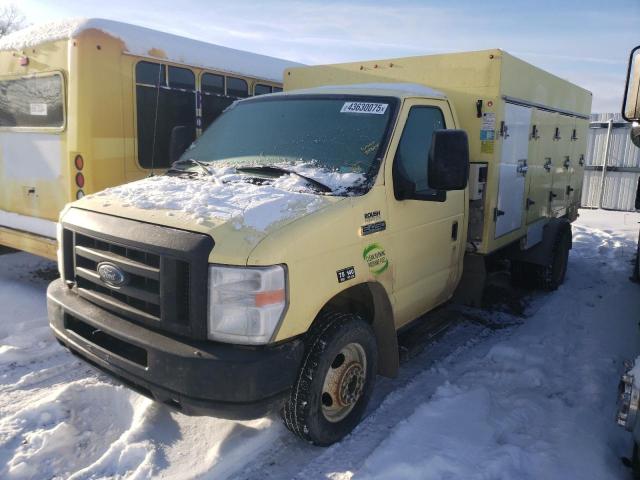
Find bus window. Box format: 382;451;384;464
136;62;196;169
201;72;234;131
273;86;283;93
254;84;272;96
0;74;64;128
227;77;249;98
202;73;224;95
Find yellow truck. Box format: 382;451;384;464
47;49;591;445
0;18;300;259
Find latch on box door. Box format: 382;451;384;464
517;159;528;176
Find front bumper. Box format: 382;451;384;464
47;279;304;419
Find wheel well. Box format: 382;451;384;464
315;283;399;378
319;283;375;323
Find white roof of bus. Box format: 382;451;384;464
0;18;303;83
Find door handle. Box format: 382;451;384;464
493;208;505;221
566;186;575;196
544;158;552;172
451;221;459;241
517;159;528;176
563;156;571;169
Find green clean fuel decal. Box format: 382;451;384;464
363;243;389;275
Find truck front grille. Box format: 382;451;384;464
60;209;213;339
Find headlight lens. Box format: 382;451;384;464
207;264;287;345
56;222;65;282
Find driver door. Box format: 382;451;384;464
384;99;466;328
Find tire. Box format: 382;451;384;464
535;227;571;291
282;312;378;446
633;442;640;480
509;227;571;291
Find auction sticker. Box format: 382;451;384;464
363;243;389;275
29;103;47;116
341;102;388;114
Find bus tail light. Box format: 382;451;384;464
74;154;84;170
75;172;85;188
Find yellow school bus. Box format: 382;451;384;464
0;18;301;259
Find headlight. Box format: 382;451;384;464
207;264;287;345
56;222;65;282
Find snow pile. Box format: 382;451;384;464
0;18;302;83
94;164;361;231
0;209;638;479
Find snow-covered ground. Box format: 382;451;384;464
0;208;639;479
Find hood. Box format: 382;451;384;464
72;166;352;264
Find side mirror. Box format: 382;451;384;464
635;177;640;211
169;125;193;164
428;129;469;191
623;46;640;122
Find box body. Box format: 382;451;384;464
284;49;592;254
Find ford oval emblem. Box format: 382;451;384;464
97;262;128;287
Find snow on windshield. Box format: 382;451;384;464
93;164;364;231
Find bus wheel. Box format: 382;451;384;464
282;312;377;446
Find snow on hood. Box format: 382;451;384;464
92;164;363;232
0;18;302;83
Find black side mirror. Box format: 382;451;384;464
428;129;469;191
635;177;640;211
169;125;193;164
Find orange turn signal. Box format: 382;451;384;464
255;289;285;307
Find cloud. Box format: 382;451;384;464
17;0;640;112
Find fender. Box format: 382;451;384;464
507;218;572;266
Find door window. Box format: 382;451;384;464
393;106;445;200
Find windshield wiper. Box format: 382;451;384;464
167;158;211;176
235;165;333;193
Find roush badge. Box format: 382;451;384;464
97;262;128;287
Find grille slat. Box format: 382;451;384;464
75;267;161;305
75;245;160;280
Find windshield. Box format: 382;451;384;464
181;95;397;195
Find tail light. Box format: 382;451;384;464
75;172;85;188
74;154;84;170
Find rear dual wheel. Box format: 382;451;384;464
282;312;377;446
510;227;571;291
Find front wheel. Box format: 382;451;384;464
282;312;378;446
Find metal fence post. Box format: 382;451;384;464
598;118;614;208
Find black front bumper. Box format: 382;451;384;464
48;279;304;419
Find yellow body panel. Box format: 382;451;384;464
0;27;284;258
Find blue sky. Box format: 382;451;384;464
11;0;640;112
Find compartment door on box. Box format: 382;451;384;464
495;103;532;238
525;109;555;224
567;116;588;211
550;114;572;216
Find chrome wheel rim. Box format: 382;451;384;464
321;342;367;423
